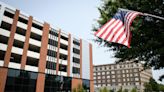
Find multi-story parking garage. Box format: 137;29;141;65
0;2;94;92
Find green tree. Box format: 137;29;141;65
144;77;160;92
117;87;123;92
123;89;128;92
93;0;164;80
144;82;153;92
131;88;137;92
99;87;109;92
159;84;164;91
72;84;86;92
149;78;159;91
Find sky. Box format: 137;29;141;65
1;0;163;84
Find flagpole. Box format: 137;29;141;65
118;8;164;20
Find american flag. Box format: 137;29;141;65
95;10;141;48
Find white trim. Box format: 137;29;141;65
0;28;10;37
59;48;68;55
73;62;80;68
61;32;68;38
0;43;7;51
19;13;28;20
45;69;56;75
8;62;21;69
31;27;43;36
73;53;80;59
29;38;41;47
47;44;57;51
60;39;68;45
14;33;25;42
27;50;40;59
25;65;38;72
2;16;13;24
73;74;80;78
48;34;58;41
46;56;57;62
0;60;4;66
11;46;23;55
32;19;43;27
17;21;27;30
59;59;67;65
0;4;5;25
73;44;80;49
58;71;67;76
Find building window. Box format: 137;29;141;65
48;38;58;47
117;74;121;78
123;74;125;77
111;71;115;74
107;75;110;78
112;79;115;82
73;48;80;54
82;79;90;91
0;50;6;60
5;69;37;92
61;35;68;41
102;72;105;75
122;70;125;73
72;67;80;74
47;49;57;57
32;23;43;30
46;61;56;70
10;53;22;63
123;78;126;82
102;76;105;79
0;21;12;31
112;75;115;78
59;53;67;60
135;78;139;81
28;44;40;53
60;43;68;50
107;71;110;74
18;16;28;24
73;40;80;46
26;57;39;67
127;74;129;77
44;74;72;91
73;57;80;64
0;35;9;44
135;73;138;76
59;64;67;72
13;39;24;48
49;30;58;37
4;10;14;18
16;27;26;36
30;32;42;41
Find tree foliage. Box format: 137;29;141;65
123;89;128;92
93;0;164;80
72;84;86;92
130;88;137;92
144;77;164;92
99;87;109;92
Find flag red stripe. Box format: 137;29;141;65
95;19;115;36
104;21;121;40
109;22;124;42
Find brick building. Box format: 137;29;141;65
0;1;94;92
93;62;152;92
